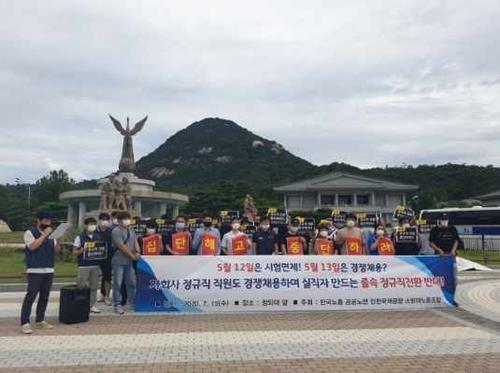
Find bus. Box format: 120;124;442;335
419;207;500;252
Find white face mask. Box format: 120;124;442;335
346;220;355;228
99;220;110;228
112;218;118;225
439;220;449;228
232;223;241;230
319;230;328;237
261;224;270;230
121;219;131;227
376;229;385;236
146;228;156;235
87;225;97;233
402;223;411;229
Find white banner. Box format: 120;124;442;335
136;255;456;313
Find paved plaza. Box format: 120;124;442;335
0;270;499;372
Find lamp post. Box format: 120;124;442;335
14;178;31;210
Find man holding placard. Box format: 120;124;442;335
221;217;252;255
335;213;365;255
73;217;105;314
164;215;191;255
193;215;221;255
280;218;307;255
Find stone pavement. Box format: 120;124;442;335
0;270;498;372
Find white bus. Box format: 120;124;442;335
419;207;500;251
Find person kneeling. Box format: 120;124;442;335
73;217;103;314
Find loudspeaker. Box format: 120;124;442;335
59;285;90;324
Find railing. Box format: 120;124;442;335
460;235;500;264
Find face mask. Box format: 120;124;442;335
261;224;270;230
112;218;118;225
376;229;385;236
402;223;411;229
289;227;299;234
175;222;186;230
203;222;212;228
346;220;355;228
440;221;449;228
121;219;130;227
87;225;97;233
99;220;109;228
319;230;328;237
146;228;156;235
232;223;241;230
40;223;51;231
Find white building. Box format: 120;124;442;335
274;172;418;221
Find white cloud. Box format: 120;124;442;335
1;0;500;182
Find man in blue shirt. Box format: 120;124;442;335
192;215;221;255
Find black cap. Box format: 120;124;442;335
36;210;53;220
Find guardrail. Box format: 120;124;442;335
460;235;500;264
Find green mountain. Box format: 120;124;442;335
136;117;316;193
135;118;500;212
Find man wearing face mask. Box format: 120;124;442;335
164;216;191;255
193;215;221;255
392;216;420;255
111;211;141;314
139;221;164;255
253;217;278;255
97;212;112;305
221;218;252;255
429;213;459;256
20;211;63;334
335;214;365;255
280;219;307;255
369;223;395;255
314;224;336;255
73;217;103;314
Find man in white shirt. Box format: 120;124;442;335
221;218;252;255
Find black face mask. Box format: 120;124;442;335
203;222;212;228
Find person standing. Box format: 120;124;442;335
73;217;102;314
335;214;365;255
280;219;307;255
429;213;460;257
96;212;112;305
253;217;278;255
313;224;336;255
20;211;63;334
429;213;460;294
221;218;252;255
392;217;420;255
139;220;164;255
111;211;141;315
163;215;191;255
193;216;221;255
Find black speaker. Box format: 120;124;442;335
59;285;90;324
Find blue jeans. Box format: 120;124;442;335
112;263;136;308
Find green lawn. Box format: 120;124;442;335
0;248;78;283
459;249;500;264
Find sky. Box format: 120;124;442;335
1;0;500;183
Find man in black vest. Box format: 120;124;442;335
21;211;63;334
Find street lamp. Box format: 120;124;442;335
14;178;31;210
